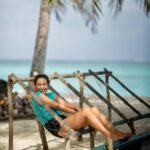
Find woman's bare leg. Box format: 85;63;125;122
90;107;132;138
59;107;112;138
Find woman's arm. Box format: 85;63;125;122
38;93;80;114
55;95;81;112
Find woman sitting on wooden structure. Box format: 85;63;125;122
32;74;132;139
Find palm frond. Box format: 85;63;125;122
136;0;150;16
71;0;102;33
108;0;124;16
51;0;67;22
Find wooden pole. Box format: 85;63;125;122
89;126;96;148
105;71;112;120
105;72;113;150
37;121;49;150
77;71;84;142
78;71;96;148
8;76;13;150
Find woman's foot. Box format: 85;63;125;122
112;132;132;140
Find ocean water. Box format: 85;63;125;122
0;60;150;97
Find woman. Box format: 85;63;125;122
32;74;131;139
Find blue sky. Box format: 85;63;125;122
0;0;150;62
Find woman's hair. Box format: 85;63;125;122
34;74;50;85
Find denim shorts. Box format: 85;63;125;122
44;115;66;138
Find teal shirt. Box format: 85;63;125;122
31;91;62;125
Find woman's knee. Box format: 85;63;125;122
82;107;93;116
91;107;102;113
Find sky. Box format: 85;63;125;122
0;0;150;62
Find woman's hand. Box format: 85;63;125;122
74;106;82;112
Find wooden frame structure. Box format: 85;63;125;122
7;69;150;150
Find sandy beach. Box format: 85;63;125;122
0;96;150;150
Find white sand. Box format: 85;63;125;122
0;118;150;150
0;118;106;150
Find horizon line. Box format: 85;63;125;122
0;58;150;63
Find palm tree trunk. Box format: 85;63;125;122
30;0;51;76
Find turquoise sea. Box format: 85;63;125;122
0;60;150;97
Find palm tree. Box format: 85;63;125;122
30;0;102;76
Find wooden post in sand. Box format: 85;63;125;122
78;71;96;148
77;71;84;142
8;76;13;150
37;121;49;150
105;70;113;150
105;70;112;120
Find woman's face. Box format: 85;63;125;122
35;78;48;93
